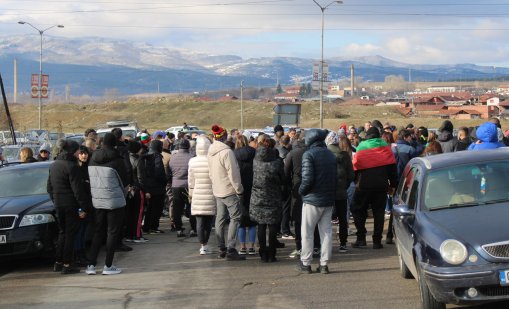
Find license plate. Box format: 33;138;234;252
499;270;509;286
0;235;5;244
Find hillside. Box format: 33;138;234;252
2;97;492;134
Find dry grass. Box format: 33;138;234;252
1;97;500;134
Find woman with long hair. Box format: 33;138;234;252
234;135;257;255
249;134;285;262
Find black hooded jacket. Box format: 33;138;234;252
143;140;167;195
47;152;92;212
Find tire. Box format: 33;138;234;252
396;241;413;279
417;265;446;309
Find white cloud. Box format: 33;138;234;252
3;0;509;66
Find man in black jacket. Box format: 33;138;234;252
284;133;306;258
296;129;336;274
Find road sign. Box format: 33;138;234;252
31;74;38;98
41;75;49;99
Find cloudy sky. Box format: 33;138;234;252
2;0;509;66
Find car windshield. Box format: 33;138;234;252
0;166;49;197
424;161;509;210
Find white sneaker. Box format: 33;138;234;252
133;237;148;243
200;245;210;255
85;265;96;275
102;265;122;275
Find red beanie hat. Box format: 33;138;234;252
211;124;226;139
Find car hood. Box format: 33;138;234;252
423;204;509;258
0;194;53;215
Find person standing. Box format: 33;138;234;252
351;127;398;250
37;143;52;161
234;135;257;255
208;124;245;261
169;139;195;237
437;120;458;153
285;132;306;259
47;139;91;274
127;140;148;243
188;136;216;255
86;133;129;275
142;139;168;234
325;131;354;253
296;129;336;274
250;134;285;262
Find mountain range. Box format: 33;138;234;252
1;35;508;97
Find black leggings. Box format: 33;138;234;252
257;224;278;250
335;199;348;245
196;215;213;244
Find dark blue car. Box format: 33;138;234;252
0;161;57;259
393;149;509;308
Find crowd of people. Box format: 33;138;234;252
40;116;509;275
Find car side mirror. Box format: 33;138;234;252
393;204;415;217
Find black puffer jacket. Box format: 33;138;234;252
234;146;256;207
299;129;337;207
284;139;306;192
143;140;167;195
327;144;354;201
249;147;284;225
47;152;92;212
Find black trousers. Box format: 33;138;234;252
88;208;125;268
196;215;213;244
351;190;387;243
126;191;142;239
143;193;165;232
291;191;303;250
172;187;188;231
335;199;348;245
55;207;81;265
386;196;394;239
280;191;292;234
258;223;278;251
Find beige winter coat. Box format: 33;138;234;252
207;140;244;198
188;137;216;216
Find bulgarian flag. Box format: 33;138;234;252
353;138;396;171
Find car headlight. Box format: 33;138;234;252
19;214;55;227
440;239;468;265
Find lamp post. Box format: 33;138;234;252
240;80;244;130
18;21;64;130
312;0;342;129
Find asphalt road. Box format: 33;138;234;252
0;218;507;309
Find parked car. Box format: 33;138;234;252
0;161;58;259
393;149;509;309
65;134;85;145
1;144;40;163
165;125;201;137
96;120;140;140
0;130;28;145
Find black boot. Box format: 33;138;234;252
268;247;277;262
259;247;267;262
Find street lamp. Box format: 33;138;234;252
312;0;342;129
240;80;244;130
18;21;64;130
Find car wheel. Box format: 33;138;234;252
396;241;413;279
417;264;445;309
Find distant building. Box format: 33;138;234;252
427;86;457;93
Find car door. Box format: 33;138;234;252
394;164;420;272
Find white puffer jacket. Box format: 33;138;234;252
188;136;216;216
